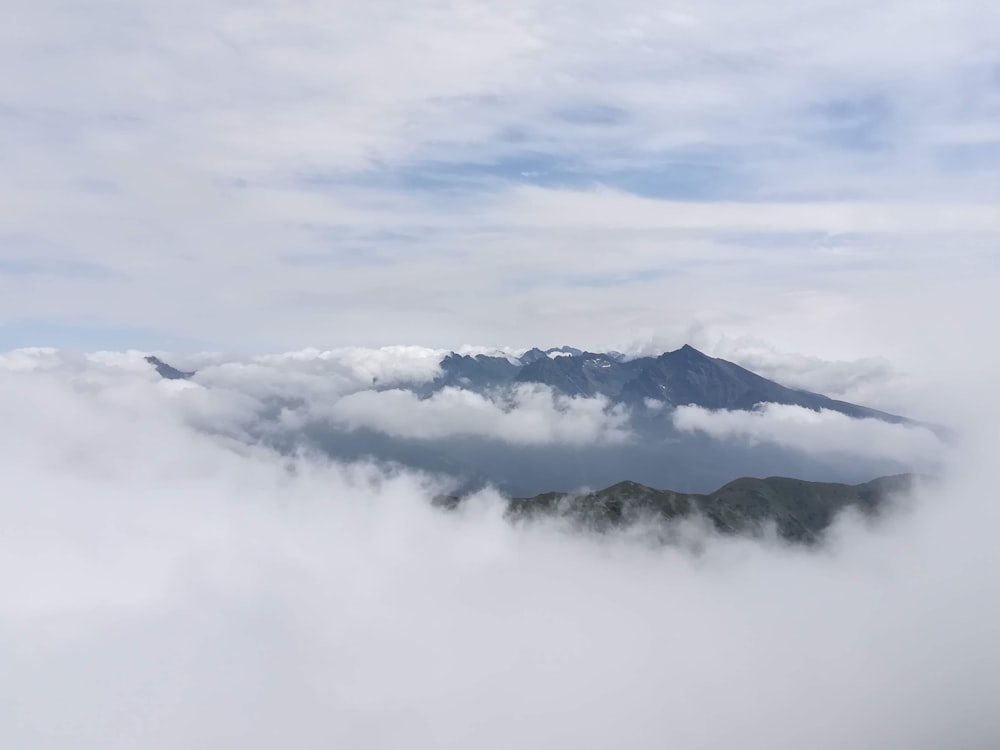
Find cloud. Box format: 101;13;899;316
1;0;999;352
3;1;999;742
0;346;943;497
0;347;632;453
188;346;447;404
182;345;522;395
2;352;1000;749
179;349;631;447
673;402;946;465
621;331;908;409
322;384;631;445
704;338;902;403
187;349;633;447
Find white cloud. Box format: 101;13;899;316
3;1;1000;741
2;352;1000;749
491;188;1000;233
322;384;630;445
673;402;945;465
1;0;999;353
620;332;907;407
704;339;901;402
188;346;446;405
181;346;522;395
643;397;666;412
0;346;633;450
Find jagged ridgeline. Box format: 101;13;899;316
422;344;912;422
144;356;195;381
145;345;916;421
437;474;918;544
144;346;938;496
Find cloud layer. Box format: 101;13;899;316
324;385;630;445
673;402;945;465
0;346;944;496
1;350;998;749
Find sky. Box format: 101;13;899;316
2;0;999;369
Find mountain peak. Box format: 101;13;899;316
519;347;548;364
453;344;910;424
666;343;710;359
145;356;194;380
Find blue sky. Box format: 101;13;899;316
2;0;999;359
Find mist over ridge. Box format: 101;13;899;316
1;341;998;749
142;343;945;496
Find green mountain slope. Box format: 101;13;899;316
490;474;918;542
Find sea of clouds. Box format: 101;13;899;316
27;346;942;496
1;346;997;749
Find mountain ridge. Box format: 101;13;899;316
144;355;194;381
440;473;919;543
430;344;912;425
143;347;937;496
146;344;917;425
145;344;912;423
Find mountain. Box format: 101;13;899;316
440;474;918;543
427;344;910;424
429;352;522;391
145;345;909;425
145;355;194;380
144;347;933;496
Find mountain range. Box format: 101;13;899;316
421;344;912;423
439;473;918;544
145;346;934;496
147;345;907;422
145;355;194;380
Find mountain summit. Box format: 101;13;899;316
144;355;194;380
142;345;934;495
146;344;911;424
439;473;918;544
428;345;909;424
